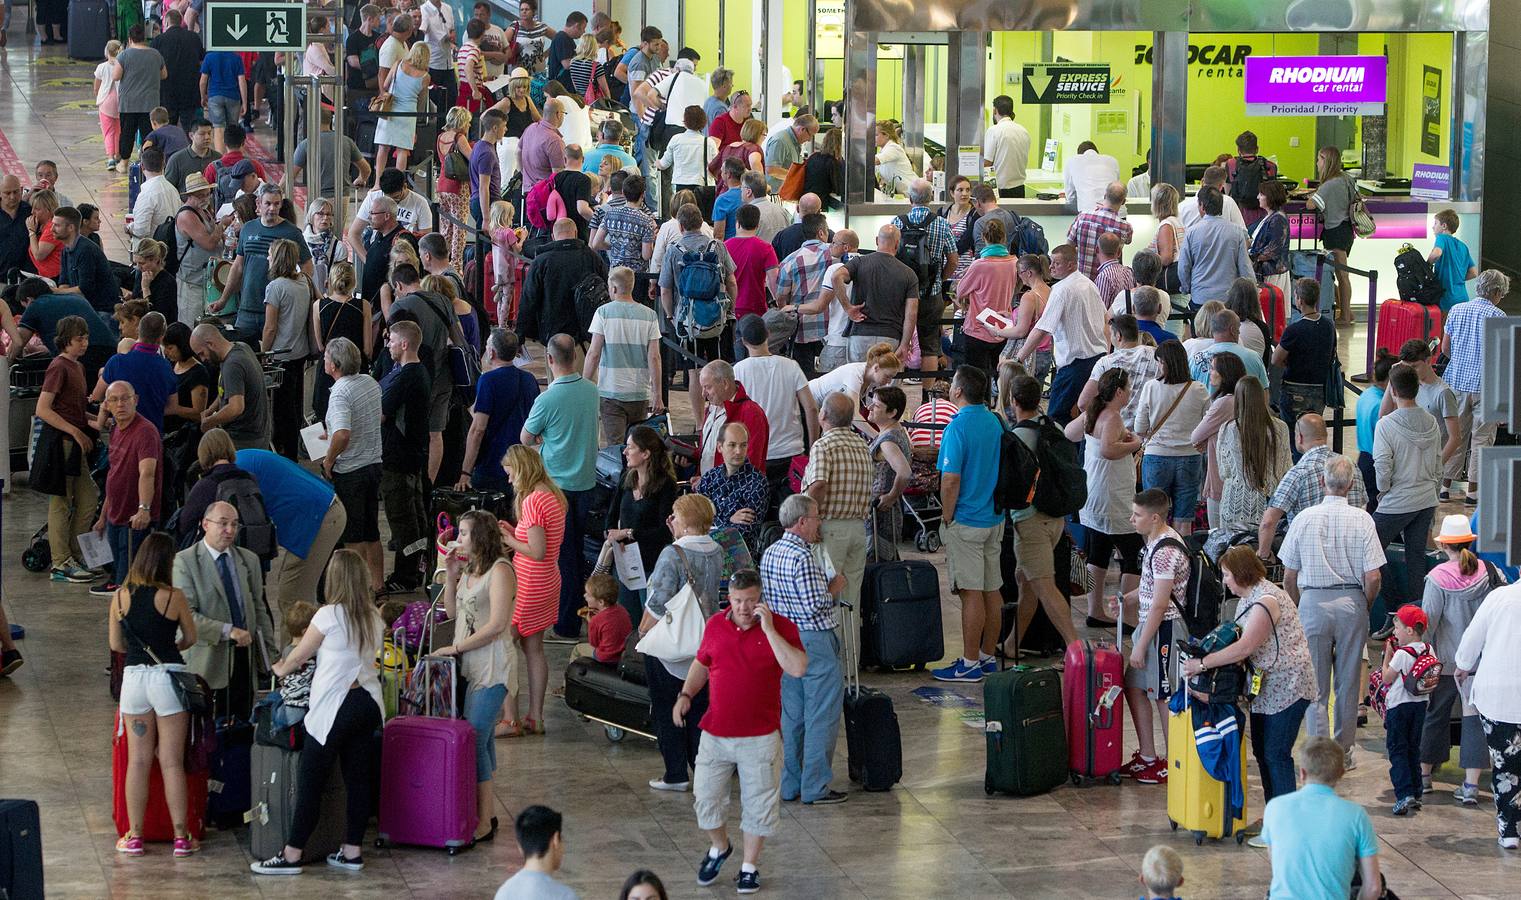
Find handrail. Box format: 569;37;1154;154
1298;249;1381;381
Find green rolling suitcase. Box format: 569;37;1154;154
984;666;1068;796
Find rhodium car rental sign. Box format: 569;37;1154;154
1244;56;1387;116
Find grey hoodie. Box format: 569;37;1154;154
1372;405;1441;514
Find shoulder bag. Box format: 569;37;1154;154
118;608;211;716
417;291;482;391
1323;317;1345;408
635;545;708;661
1346;175;1376;239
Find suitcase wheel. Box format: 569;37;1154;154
1107;771;1123;786
915;530;942;553
1193;831;1205;846
374;838;386;848
448;845;464;856
604;726;626;743
1235;831;1247;845
984;775;994;796
22;544;49;572
1169;820;1177;831
1069;772;1081;786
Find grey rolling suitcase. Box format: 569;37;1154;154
249;744;348;862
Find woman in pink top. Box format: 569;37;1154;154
991;253;1055;382
954;216;1021;377
1189;351;1247;530
499;444;566;734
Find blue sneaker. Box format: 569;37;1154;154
696;843;732;886
931;658;984;683
980;657;998;675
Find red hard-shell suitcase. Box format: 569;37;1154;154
376;655;477;853
1259;284;1286;341
112;713;208;841
1061;638;1125;783
1376;299;1443;357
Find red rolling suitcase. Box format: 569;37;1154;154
1259;284;1286;341
1376;300;1443;357
111;713;208;841
1062;634;1125;784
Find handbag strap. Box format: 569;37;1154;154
670;544;711;610
116;588;168;668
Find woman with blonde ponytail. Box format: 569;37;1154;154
1418;514;1506;805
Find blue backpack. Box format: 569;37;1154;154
676;240;726;340
1011;215;1049;257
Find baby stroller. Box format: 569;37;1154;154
900;450;943;553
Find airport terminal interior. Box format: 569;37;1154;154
2;0;1521;897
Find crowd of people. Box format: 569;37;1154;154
1;3;1519;897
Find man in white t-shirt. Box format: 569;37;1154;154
1063;141;1121;214
734;314;821;506
348;169;434;261
1179;165;1246;230
1015;244;1107;426
982;95;1032;198
799;229;860;373
377;15;413;87
471;1;512;79
420;0;456;127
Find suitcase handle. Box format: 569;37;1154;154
1088;684;1123;729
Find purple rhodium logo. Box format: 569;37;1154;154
1244;56;1387;116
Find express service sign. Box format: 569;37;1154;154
1022;63;1110;105
1244;55;1387;117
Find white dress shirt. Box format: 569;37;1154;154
1063;150;1121;213
419;1;454;70
129;174;183;244
657;129;719;187
983;118;1032;190
1455;584;1521;722
1033;270;1107;366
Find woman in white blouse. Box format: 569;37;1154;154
1134;340;1208;536
655;105;719;194
874;120;916;197
250;551;385;875
1454;581;1521;849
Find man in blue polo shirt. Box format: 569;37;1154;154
1261;735;1381;898
931;365;1008;683
92;311;176;433
522;333;599;640
235;446;347;627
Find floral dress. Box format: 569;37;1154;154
1214;418;1290;535
1236;581;1317;715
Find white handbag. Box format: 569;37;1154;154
634;546;707;661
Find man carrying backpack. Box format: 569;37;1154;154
833;224;920;363
995;373;1082;656
660;203;738;425
888;180;958;384
1226;131;1278;231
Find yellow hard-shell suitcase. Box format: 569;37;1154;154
1166;709;1249;845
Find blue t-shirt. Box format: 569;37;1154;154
712;188;745;241
521;373;599;492
201;51;245;99
234;448;336;558
1433;231;1475;313
19;294;114;353
1260;783;1377;900
471;365;541;483
1355;384;1385;454
469;139;499;202
1138;319;1175;345
938;403;1005;528
235;219;309;332
101;346;178;434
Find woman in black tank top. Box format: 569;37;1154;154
310;261;374;422
108;532;198;856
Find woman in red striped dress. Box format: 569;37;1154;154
500;444;565;734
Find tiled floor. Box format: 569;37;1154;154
4;23;1521;900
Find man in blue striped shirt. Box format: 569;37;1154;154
760;493;847;805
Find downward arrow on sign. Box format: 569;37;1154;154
228;15;247;39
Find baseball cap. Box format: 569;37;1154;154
1395;606;1428;630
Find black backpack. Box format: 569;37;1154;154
1230;156;1268;211
995;417;1040;514
894;210;941;298
1153;536;1220;639
215;473;278;562
153;205;196;277
573;272;610;343
1394;244;1444;305
1011;416;1086;518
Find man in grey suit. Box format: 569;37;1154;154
173;499;276;718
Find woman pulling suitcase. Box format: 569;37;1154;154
251;550;385;875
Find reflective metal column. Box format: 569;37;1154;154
1149;31;1188;195
842;18;877;210
943;30;985;185
1455;30;1488;202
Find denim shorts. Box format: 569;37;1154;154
119;664;187;717
206;94;241;127
1141;453;1204;521
464;682;508;781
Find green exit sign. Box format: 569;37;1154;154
204;2;306;52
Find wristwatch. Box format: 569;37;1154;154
138;504;151;511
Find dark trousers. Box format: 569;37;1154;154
289;687;381;849
1420;674;1487;769
1385;700;1427;802
428;67;455;130
963;334;1006;380
1372;505;1436;608
380;469;428;588
998;186;1026;199
1250;697;1309;804
555;488;592;637
119;111;152;161
214;644;256;722
270;358;306;461
106;522;151;585
167;104;201;131
1278;382;1325;461
791;340;822;380
1357;451;1380;512
764;458;794;522
645;654;709;784
1048;354;1101;427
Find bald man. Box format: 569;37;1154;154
0;175;31;278
1066;181;1133;279
771;193;831;262
1257;413;1370;559
92;381;162;591
191;323;272;450
174;498;275;717
833;223;920;364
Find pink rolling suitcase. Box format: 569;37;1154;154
1376;299;1443;357
376;656;478;854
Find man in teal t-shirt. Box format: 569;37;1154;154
931;365;1008;684
1354;353;1393;511
521;333;600;640
1429;210;1476;313
1261;736;1381;899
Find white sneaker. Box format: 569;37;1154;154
1343;748;1357;771
1501;836;1520;851
649;778;690;792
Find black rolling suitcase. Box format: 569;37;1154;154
983;665;1067;796
584;444;626;566
563;656;654;742
996;516;1071;657
431;488;512;571
0;799;43;900
859;557;942;671
843;601;902;792
68;0;111;60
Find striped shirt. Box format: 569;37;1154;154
1443;297;1503;393
772;240;832;344
759;531;837;631
325;374;383;473
455;42;484;87
588;300;660;402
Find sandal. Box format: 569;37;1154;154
523;717;545;735
493;718;525;738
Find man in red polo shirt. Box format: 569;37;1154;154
674;569;807;894
92;380;163;593
707;90;752;148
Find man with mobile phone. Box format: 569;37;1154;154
674;570;807;894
